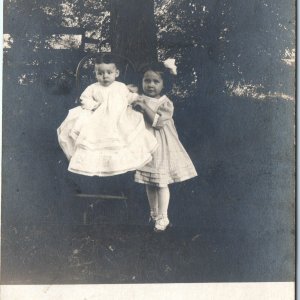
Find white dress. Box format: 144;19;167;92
57;81;158;176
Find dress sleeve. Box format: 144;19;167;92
127;92;139;104
80;85;99;110
152;98;174;129
124;85;139;104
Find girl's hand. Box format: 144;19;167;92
132;97;146;112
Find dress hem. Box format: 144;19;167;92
68;143;158;177
68;158;152;177
134;173;197;187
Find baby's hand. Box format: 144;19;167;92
91;103;101;111
127;84;138;93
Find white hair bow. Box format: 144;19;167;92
163;58;177;75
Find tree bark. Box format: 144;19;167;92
110;0;158;69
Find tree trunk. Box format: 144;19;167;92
110;0;158;69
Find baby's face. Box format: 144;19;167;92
95;63;119;87
142;71;164;98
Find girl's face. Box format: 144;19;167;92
142;70;164;98
95;63;119;87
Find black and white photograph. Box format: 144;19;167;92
1;0;295;299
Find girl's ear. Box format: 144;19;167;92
115;69;120;78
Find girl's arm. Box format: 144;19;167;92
139;102;156;124
133;96;174;129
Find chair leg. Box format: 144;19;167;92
83;211;87;225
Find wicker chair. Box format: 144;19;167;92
73;52;137;225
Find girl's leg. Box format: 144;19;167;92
157;186;170;218
146;185;158;221
155;186;170;231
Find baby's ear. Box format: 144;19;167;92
115;69;120;78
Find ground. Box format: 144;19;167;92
1;70;294;284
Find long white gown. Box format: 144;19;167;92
57;81;157;176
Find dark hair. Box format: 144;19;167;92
138;61;173;94
95;53;121;69
94;53;137;83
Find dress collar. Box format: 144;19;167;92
144;95;167;101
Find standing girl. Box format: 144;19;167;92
132;60;197;232
57;54;157;176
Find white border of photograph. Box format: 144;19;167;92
0;282;295;300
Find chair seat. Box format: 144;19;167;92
75;193;128;225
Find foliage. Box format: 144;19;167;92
4;0;295;101
154;0;295;100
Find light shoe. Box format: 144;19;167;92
154;216;170;232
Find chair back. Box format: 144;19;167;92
75;52;137;101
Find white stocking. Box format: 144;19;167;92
146;185;158;219
157;186;170;218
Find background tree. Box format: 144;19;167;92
2;0;295;284
111;0;157;68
